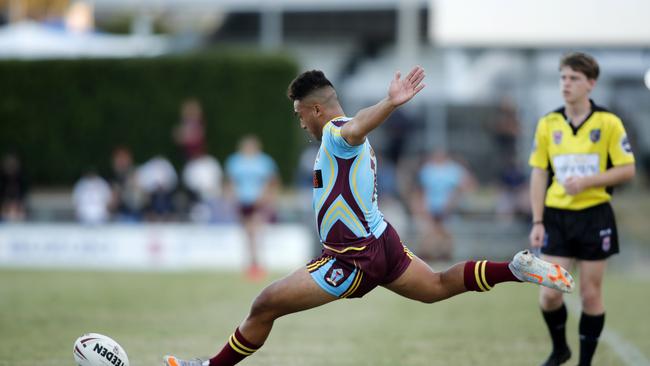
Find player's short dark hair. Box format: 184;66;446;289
559;52;600;80
287;70;334;101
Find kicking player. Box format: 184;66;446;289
165;66;575;366
528;52;635;366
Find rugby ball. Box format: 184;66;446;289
73;333;130;366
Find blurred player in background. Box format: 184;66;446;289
528;52;636;366
225;135;279;280
412;149;475;261
164;66;576;366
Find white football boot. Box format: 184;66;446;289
163;355;206;366
508;250;575;293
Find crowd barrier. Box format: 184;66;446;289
0;223;312;270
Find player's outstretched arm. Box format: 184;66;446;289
342;66;425;146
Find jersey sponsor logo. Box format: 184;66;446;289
590;129;601;143
621;135;632;153
326;267;345;286
552;153;600;184
553;130;563;145
313;169;323;188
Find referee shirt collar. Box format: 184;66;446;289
558;99;598;135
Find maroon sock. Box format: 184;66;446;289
209;328;262;366
463;260;521;292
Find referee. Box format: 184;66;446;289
529;52;636;366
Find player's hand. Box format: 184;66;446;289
387;66;426;107
563;176;586;195
529;223;545;248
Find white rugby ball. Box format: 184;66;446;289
73;333;130;366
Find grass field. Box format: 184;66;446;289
1;267;649;366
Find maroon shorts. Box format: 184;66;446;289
306;223;414;299
239;204;258;218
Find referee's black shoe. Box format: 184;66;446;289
540;348;571;366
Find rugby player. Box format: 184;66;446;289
165;66;575;366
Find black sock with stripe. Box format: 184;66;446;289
463;260;520;292
209;327;261;366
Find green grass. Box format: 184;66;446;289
1;268;649;366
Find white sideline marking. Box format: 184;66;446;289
565;296;650;366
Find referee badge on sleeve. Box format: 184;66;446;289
621;135;632;153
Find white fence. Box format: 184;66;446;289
0;224;313;271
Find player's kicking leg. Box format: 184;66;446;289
164;267;337;366
384;249;573;304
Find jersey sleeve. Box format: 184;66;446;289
607;116;635;166
322;121;364;159
528;118;549;170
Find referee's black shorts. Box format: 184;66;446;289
541;202;619;260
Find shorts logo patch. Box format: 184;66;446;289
602;236;611;252
326;268;345;286
590;129;601;143
553;130;563;145
313;169;323;188
621;135;632;153
600;228;612;252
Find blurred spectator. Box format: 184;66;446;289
72;168;112;225
383;109;414;165
495;156;530;223
376;149;410;237
411;150;476;261
109;146;145;222
226;135;279;280
492;96;522;161
137;156;178;221
173;98;207;162
0;153;28;222
293;144;321;253
294;144;319;191
182;154;224;223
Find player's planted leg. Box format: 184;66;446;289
164;267;337;366
163;356;206;366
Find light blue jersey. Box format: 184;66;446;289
418;161;463;214
312;117;387;244
226;152;277;205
